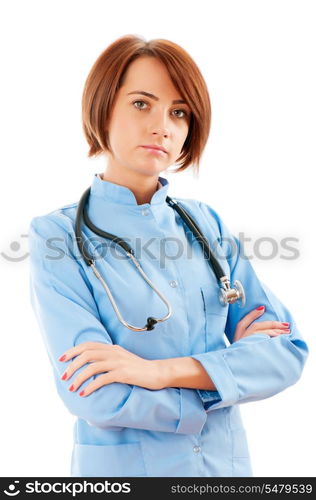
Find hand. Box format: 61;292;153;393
58;342;162;396
233;306;291;343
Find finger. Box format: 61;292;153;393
238;306;266;328
251;321;291;331
235;328;290;342
68;361;111;392
61;350;111;380
58;342;113;362
78;373;115;397
258;328;290;337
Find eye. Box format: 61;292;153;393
172;109;188;119
132;100;189;119
132;100;148;110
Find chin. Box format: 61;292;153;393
135;163;168;177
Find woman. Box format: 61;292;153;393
29;34;308;477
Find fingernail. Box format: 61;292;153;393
69;384;74;391
79;390;85;397
282;322;290;326
61;372;68;380
59;354;66;362
256;306;265;311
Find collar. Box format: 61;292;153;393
96;173;163;191
90;173;170;208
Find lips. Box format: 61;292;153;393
141;145;167;154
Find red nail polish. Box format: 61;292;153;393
59;354;66;362
79;390;85;397
69;384;74;391
256;306;265;310
61;372;68;380
282;322;290;326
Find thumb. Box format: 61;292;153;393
240;305;266;328
255;305;266;313
249;305;266;323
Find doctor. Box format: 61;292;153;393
29;35;308;477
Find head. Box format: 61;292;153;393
82;35;211;179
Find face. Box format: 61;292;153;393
105;56;191;180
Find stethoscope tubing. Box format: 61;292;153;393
74;187;245;331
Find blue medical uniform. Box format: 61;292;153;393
29;174;308;477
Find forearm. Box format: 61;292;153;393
155;357;217;391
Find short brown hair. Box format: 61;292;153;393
82;34;211;173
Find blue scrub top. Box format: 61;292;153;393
29;173;309;477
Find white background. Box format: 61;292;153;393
0;0;315;477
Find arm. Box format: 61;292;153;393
155;357;217;391
29;215;207;434
185;202;309;411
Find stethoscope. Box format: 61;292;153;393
75;187;246;332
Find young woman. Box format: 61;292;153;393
29;34;308;477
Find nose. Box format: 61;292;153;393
149;109;171;138
152;128;169;138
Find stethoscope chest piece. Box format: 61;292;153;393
219;278;246;307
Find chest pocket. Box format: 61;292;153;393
200;284;228;352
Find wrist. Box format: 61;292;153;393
154;357;217;391
152;359;173;389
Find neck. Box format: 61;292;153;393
100;168;160;205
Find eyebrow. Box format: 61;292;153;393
127;90;187;105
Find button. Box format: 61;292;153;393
169;280;178;288
141;209;150;216
193;446;201;453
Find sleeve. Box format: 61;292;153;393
191;202;309;412
29;215;207;434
